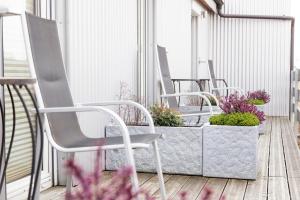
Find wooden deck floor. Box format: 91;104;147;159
41;117;300;200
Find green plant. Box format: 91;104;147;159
187;95;218;106
247;99;265;105
205;96;218;106
246;90;270;104
150;104;184;127
209;112;260;126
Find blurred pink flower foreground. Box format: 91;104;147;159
65;148;225;200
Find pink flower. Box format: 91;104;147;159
247;90;270;104
220;93;265;123
65;148;226;200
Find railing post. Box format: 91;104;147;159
0;16;6;200
294;69;299;123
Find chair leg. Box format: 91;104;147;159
152;141;167;200
124;146;139;192
66;152;75;193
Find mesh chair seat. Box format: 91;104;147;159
64;133;161;148
179;107;220;115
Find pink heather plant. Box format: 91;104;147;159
247;90;270;104
220;93;265;123
65;148;225;200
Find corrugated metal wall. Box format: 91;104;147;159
210;0;291;116
66;0;138;170
156;0;192;80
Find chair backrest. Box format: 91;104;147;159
208;60;221;97
26;13;87;148
156;45;178;109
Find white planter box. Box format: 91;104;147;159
105;125;204;175
256;104;266;134
203;125;259;180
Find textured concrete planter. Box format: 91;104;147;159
105;125;203;175
256;104;266;134
203;125;259;180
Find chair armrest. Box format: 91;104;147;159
37;106;138;152
77;100;155;133
214;79;229;87
211;87;244;95
161;92;213;115
171;78;210;82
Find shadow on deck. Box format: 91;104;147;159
40;117;300;200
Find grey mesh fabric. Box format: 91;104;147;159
208;60;221;97
157;45;178;109
26;13;159;148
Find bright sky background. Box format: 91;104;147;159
291;0;300;66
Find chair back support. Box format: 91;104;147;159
26;13;87;148
208;60;221;97
156;45;178;108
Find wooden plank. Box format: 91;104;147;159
174;176;208;200
268;177;290;200
141;174;172;196
153;175;190;199
280;118;300;178
257;118;271;178
269;117;287;177
280;118;300;200
41;186;65;200
243;118;271;200
243;177;268;200
288;178;300;200
221;179;247;200
197;178;228;200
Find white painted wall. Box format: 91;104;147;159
210;0;292;116
196;10;211;79
66;0;138;170
291;0;300;67
156;0;192;81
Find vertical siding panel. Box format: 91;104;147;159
211;0;291;116
66;0;138;170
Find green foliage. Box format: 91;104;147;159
204;96;218;106
247;99;265;105
209;112;260;126
150;104;184;127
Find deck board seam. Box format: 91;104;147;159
266;117;273;200
242;181;248;200
280;119;292;200
219;179;229;199
194;178;209;200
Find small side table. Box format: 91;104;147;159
0;78;43;200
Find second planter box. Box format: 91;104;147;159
203;125;259;180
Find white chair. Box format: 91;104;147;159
156;45;220;119
26;13;166;199
207;60;244;97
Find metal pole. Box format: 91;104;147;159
0;16;6;200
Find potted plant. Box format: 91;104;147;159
247;90;270;134
202;93;265;180
105;104;205;175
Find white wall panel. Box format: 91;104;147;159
156;0;192;81
210;0;292;116
66;0;138;170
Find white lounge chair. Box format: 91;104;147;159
26;13;166;199
156;45;219;119
207;60;244;97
